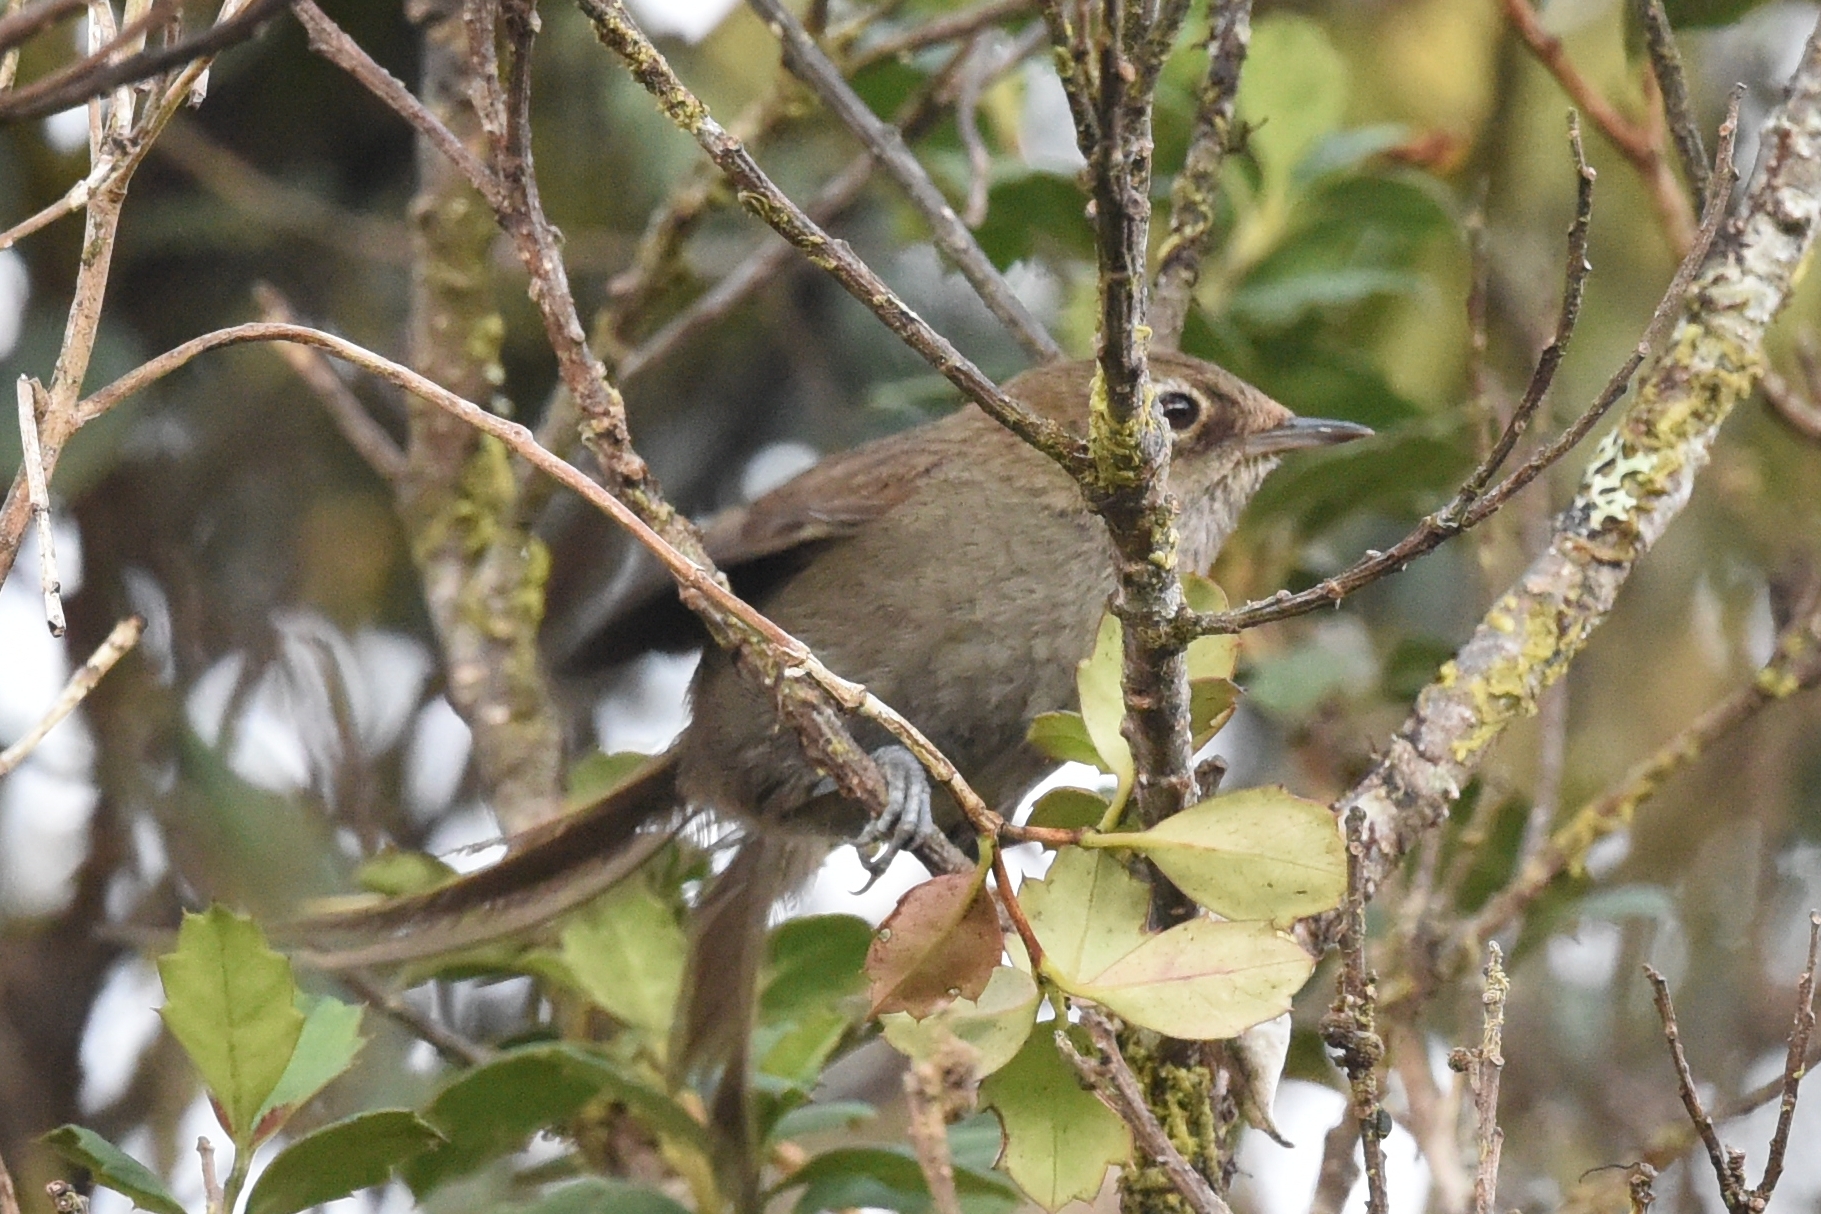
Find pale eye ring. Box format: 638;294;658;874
1159;389;1202;432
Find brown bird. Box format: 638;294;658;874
291;351;1366;1197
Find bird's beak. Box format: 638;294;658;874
1242;417;1373;456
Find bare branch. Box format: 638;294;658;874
0;615;144;777
1321;808;1390;1214
252;286;406;482
577;0;1086;474
15;376;63;635
0;0;83;55
1447;945;1508;1214
1149;0;1252;349
1755;910;1819;1201
1056;1010;1233;1214
1636;0;1708;210
1181;93;1738;642
1499;0;1695;251
0;0;283;121
290;0;501;210
1646;966;1748;1211
749;0;1062;363
847;0;1033;71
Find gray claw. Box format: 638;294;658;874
853;745;937;889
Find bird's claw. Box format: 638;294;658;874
853;745;937;891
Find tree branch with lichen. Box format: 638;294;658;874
1311;17;1821;945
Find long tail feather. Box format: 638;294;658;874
674;833;828;1212
284;752;684;969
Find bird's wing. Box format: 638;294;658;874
556;431;952;671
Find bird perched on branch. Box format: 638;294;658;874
288;350;1367;1199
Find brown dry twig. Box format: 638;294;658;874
0;615;144;777
1321;808;1390;1214
1179;94;1739;643
0;0;285;121
1055;1010;1233;1214
575;0;1085;475
1150;0;1254;350
1499;0;1695;251
1446;944;1509;1214
748;0;1061;363
1644;919;1818;1214
902;1041;982;1214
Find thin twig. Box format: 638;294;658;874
576;0;1084;471
0;0;283;120
1447;944;1508;1214
291;0;502;211
847;0;1033;71
0;0;82;54
1636;0;1708;210
197;1137;225;1214
1754;910;1819;1202
1759;364;1821;440
1149;0;1253;349
599;30;1011;397
1307;1114;1362;1214
1179;95;1739;642
749;0;1061;363
1645;966;1749;1211
1322;808;1390;1214
251;285;406;481
16;376;64;635
0;615;143;777
337;970;494;1067
953;33;994;229
1056;1010;1233;1214
1499;0;1695;251
902;1044;980;1214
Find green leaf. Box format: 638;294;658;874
1025;787;1109;833
244;1110;443;1214
1182;576;1236;681
254;995;366;1139
404;1043;706;1194
1072;918;1315;1040
866;874;1003;1018
1189;678;1240;748
757;1007;853;1088
1231;266;1425;327
353;849;456;897
1235;16;1349;193
1094;786;1346;923
981;1030;1131;1211
40;1126;187;1214
784;1146;1019;1214
1075;613;1134;807
504;1178;692;1214
763;914;873;1022
1024;712;1103;769
558;875;686;1038
881;965;1041;1077
1016;848;1150;989
157;906;306;1143
565;750;653;807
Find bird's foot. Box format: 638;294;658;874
853;745;940;888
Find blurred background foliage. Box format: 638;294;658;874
4;0;1821;1210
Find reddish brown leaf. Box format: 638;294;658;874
866;874;1003;1018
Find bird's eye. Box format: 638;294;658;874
1159;390;1202;433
